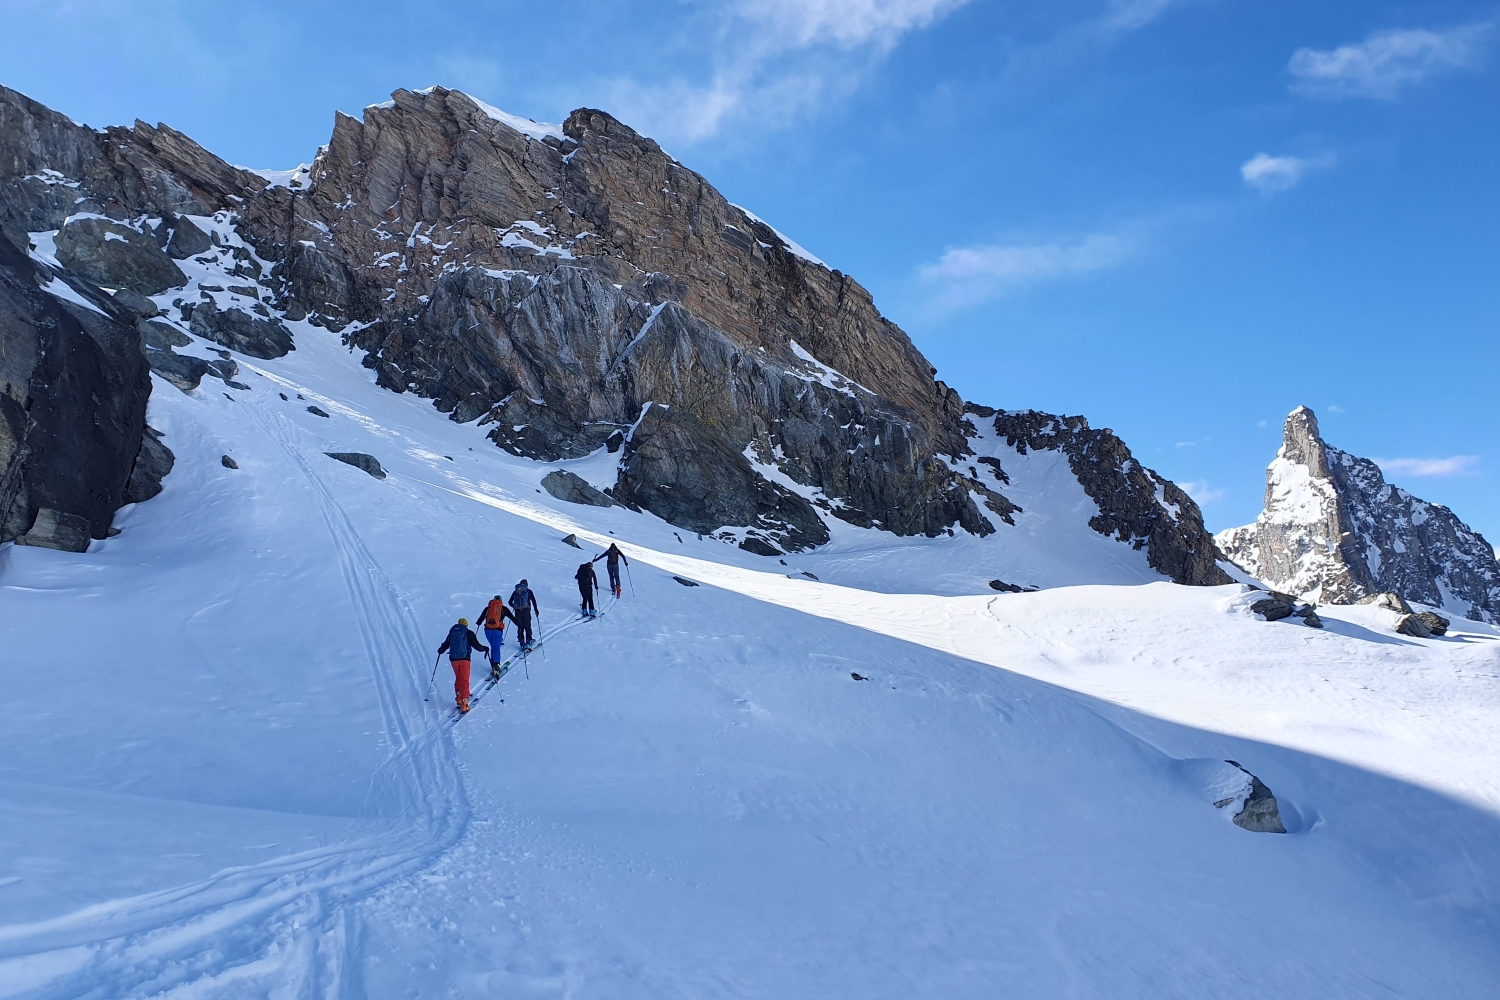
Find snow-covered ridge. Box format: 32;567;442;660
731;203;827;267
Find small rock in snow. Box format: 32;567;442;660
306;405;330;418
221;455;238;469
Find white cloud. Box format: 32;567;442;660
917;231;1136;311
1374;456;1481;478
1180;480;1226;504
739;0;971;50
1101;0;1189;32
1326;404;1346;413
557;0;973;145
1240;152;1334;193
1289;23;1494;100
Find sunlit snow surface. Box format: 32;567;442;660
1;318;1498;997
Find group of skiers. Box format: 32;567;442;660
436;543;630;714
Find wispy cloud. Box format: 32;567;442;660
1326;404;1346;413
1101;0;1190;33
1180;480;1226;504
916;230;1137;311
1375;456;1481;478
1289;23;1494;100
1240;152;1335;193
541;0;974;145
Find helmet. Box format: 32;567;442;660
458;617;469;625
519;579;528;587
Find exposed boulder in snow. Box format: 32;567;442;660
1250;592;1297;621
325;452;386;479
1222;761;1288;834
1414;611;1449;636
1217;406;1500;623
143;347;211;391
54;217;187;295
164;215;213;259
0;231;161;546
1360;591;1413;615
980;407;1231;587
542;470;615;507
1395;614;1432;639
139;319;191;350
188;297;293;359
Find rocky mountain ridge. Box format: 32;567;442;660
1217;406;1500;623
2;82;1226;583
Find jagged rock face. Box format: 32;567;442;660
233;87;983;551
0;85;266;248
0;230;165;549
1217;406;1500;622
978;406;1231;587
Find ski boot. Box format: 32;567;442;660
458;697;471;714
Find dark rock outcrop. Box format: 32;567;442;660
1219;407;1500;623
54;216;186;294
542;469;614;507
0;228;163;549
1395;614;1432;639
1414;611;1449;636
984;408;1231;586
188;298;293;359
1220;761;1287;834
325;452;386;479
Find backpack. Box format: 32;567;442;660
446;623;471;660
484;599;506;630
510;586;531;613
576;563;594;584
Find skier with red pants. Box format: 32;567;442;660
575;561;600;616
475;595;516;680
437;617;488;714
593;543;628;599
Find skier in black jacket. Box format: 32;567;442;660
575;561;600;616
509;580;540;650
593;543;629;599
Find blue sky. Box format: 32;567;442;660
5;0;1497;540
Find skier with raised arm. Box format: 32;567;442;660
593;542;629;599
575;561;600;617
475;595;517;680
509;579;540;651
437;617;488;714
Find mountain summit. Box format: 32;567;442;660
1217;406;1500;622
1;82;1224;585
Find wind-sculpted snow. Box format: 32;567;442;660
3;318;1500;997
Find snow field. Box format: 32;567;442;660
0;319;1497;996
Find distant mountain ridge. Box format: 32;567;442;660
1217;406;1500;623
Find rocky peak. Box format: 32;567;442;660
1217;406;1500;622
234;85;979;552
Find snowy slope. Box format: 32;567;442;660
2;318;1499;997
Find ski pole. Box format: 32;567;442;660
626;562;636;597
424;653;441;701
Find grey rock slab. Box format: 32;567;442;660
111;287;159;318
166;216;213;259
1395;614;1432;639
561;533;582;548
324;452;386;479
144;348;210;391
188;297;293;359
672;576;699;587
542;470;615;508
55;217;187;295
123;425;174;504
1223;761;1287;834
1414;611;1449;636
17;507;92;551
138;319;191;349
